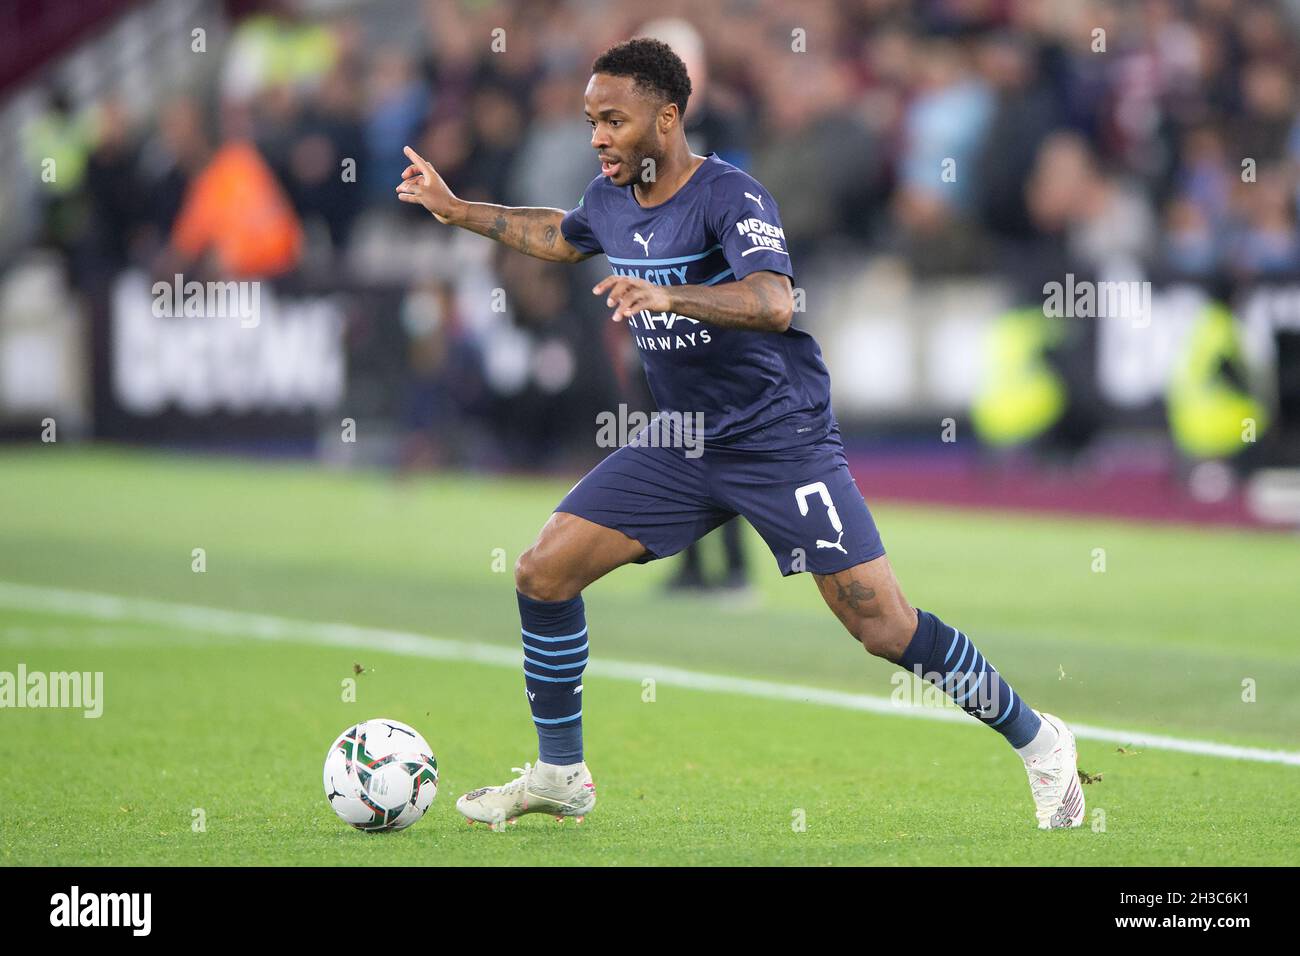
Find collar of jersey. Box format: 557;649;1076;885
627;152;717;210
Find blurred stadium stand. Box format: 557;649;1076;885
2;0;1299;524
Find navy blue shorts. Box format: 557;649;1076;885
556;431;886;576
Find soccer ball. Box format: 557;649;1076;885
323;718;439;832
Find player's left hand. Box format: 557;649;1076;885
592;275;672;323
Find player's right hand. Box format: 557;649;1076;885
396;146;459;224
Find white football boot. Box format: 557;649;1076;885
456;761;596;829
1023;712;1085;829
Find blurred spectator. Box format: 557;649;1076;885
891;39;994;270
506;67;593;209
1227;163;1300;276
637;17;752;168
973;31;1062;242
83;97;142;278
363;47;429;203
398;279;487;470
287;64;367;253
23;86;95;250
1026;131;1157;272
168;140;303;279
753;53;883;255
221;3;339;106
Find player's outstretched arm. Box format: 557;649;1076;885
593;270;794;333
395;146;593;263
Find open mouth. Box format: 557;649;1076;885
600;158;622;178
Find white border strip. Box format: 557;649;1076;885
2;581;1297;767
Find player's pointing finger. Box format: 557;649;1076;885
402;146;434;182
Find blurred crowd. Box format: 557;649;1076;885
17;0;1300;464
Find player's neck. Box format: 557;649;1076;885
633;149;707;208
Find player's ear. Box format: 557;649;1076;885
659;102;678;135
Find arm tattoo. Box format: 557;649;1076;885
455;205;587;262
664;271;793;331
752;277;774;320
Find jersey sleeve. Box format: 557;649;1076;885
708;172;794;281
559;179;604;254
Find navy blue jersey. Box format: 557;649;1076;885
560;152;834;450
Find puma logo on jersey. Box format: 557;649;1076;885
744;191;764;210
633;231;654;256
816;530;848;555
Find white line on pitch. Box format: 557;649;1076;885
2;581;1297;768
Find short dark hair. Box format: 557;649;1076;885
591;38;693;118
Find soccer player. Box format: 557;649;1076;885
396;38;1084;831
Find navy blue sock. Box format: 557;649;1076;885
517;590;588;764
895;608;1041;748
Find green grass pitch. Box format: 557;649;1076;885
0;447;1297;865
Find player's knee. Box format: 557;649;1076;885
513;548;546;598
853;606;918;662
514;547;578;602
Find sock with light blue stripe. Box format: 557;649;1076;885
895;608;1041;748
517;590;588;764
